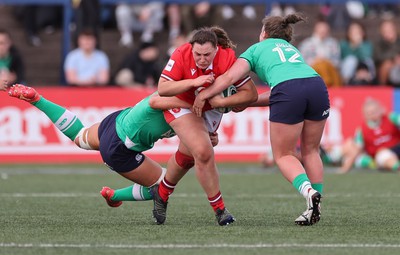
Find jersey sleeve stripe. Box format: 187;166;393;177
160;74;175;81
233;75;251;88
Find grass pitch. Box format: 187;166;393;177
0;164;399;255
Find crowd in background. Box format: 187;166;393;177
1;1;400;88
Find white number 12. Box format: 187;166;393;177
272;47;301;63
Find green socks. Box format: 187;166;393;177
33;97;84;141
355;154;376;169
112;184;153;201
311;183;324;195
292;173;312;198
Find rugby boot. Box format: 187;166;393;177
216;207;236;226
151;184;168;224
8;84;40;103
295;189;321;226
100;186;123;208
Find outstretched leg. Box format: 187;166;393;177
8;84;97;149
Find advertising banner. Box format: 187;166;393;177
0;87;394;163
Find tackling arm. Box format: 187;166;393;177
193;58;251;116
149;93;192;110
208;79;258;109
158;75;215;96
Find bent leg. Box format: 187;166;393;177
101;156;165;207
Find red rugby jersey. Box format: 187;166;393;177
161;43;250;111
361;115;400;157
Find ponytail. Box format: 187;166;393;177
262;12;306;42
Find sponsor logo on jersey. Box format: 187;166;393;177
191;68;196;76
165;59;175;71
322;108;330;117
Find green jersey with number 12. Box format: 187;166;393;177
239;38;319;88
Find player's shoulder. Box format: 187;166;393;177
175;43;192;55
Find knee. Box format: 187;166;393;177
74;128;93;150
192;146;214;164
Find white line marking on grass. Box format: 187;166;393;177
1;193;400;198
1;243;400;249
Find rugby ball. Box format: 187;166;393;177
216;85;237;113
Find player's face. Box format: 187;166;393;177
192;42;217;70
364;104;383;123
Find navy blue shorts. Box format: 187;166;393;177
269;76;330;124
98;110;145;173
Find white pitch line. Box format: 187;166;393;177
1;243;400;249
1;193;400;198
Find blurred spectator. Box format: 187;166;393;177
388;53;400;87
348;62;375;85
13;5;62;47
221;4;257;20
366;3;398;19
298;19;342;87
180;2;218;34
72;0;101;49
166;4;181;43
339;98;400;173
115;2;165;47
0;29;25;85
340;21;375;85
267;3;295;17
113;42;162;88
166;33;188;60
373;19;400;85
64;29;110;86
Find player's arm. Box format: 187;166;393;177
248;90;271;107
193;58;251;116
157;75;214;96
149;93;191;110
208;79;258;109
339;130;364;174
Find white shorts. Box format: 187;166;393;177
163;108;223;133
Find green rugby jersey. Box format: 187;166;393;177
239;38;319;88
115;95;175;152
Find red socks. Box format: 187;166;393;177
159;178;225;213
208;191;225;212
158;178;176;202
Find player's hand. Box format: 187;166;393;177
0;79;9;91
193;93;206;117
192;74;214;88
209;132;219;147
208;94;223;108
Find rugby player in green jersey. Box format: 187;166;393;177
193;13;330;226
